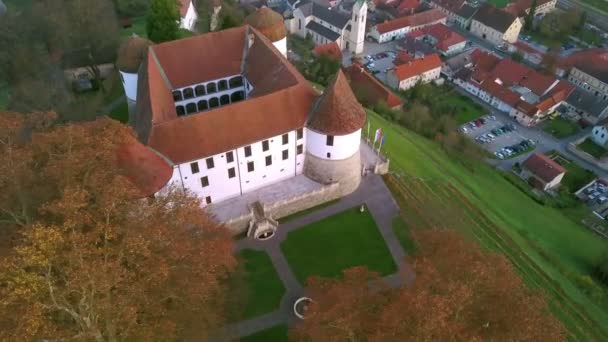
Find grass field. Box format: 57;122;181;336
281;207;397;284
230;250;285;320
543;117;581;139
121;16;147;38
578;138;608;160
367;110;608;341
548;151;596;192
240;325;288;342
580;0;608;13
278;199;339;223
486;0;510;8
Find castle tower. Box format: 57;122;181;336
348;0;367;54
244;6;288;57
116;35;152;102
304;70;366;195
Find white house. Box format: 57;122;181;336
286;0;367;54
386;53;442;90
470;4;522;45
179;0;198;31
128;26;366;212
592;125;608;146
369;8;447;43
116;36;152;102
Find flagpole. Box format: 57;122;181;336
367;121;370;144
378;135;385;156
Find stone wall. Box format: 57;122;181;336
304;151;362;196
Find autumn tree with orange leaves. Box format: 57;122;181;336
291;229;565;342
0;113;237;341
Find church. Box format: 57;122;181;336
285;0;367;54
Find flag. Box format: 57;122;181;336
374;128;382;143
380;134;386;147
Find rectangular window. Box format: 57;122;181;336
226;151;234;163
297;128;303;140
205;157;214;169
247;161;254;172
282;149;288;160
244;145;252;157
228;167;236;179
200;176;209;187
262;140;269;152
326;135;334;146
282;133;288;145
297;144;303;155
265;155;272;166
205;196;212;204
190;162;199;174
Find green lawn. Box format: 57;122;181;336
580;0;608;13
392;216;416;253
486;0;510;8
281;207;398;284
240;325;288;342
451;94;486;124
367;110;608;341
121;16;147;38
578;138;608;160
548;151;597;192
543;117;581;139
577;29;604;46
230;250;285;320
278;199;339;223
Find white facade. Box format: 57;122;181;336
387;66;441;91
180;1;198;32
369;26;409;44
592;125;608;146
348;1;367;54
119;70;139;101
273;37;288;57
165;128;307;206
306;128;361;160
440;40;467;56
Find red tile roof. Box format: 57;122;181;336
391;53;442;81
245;6;287;42
397;0;420;15
345;64;404;108
134;26;320;164
491;58;532;86
313;42;343;61
480;79;521;106
425;24;465;51
520;72;556;96
394;51;414;65
308;70;367;135
557;49;608;83
116;139;173;197
376;8;446;34
471;49;501;73
523;153;566;183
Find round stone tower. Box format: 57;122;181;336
304;70;366;195
244;6;287;57
116;35;152;102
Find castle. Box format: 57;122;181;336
118;11;372;233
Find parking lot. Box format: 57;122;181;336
362;50;397;82
460;115;535;159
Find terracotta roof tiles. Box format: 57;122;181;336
523;153;566;183
345;64;403;108
245;6;287;42
391;53;442;81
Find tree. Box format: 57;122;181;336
146;0;180;43
291;229;566;341
511;51;524;63
113;0;150;17
0;115;238;340
524;0;537;31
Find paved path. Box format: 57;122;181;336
220;175;414;340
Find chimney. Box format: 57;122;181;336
248;33;255;49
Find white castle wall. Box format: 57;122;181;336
306;128;361;160
273;37;287;58
119;70;139;101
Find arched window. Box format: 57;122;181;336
176;105;185;116
186;102;197;114
172;90;183;101
195;85;206;96
220;94;230;105
218;80;228;91
209;97;219;108
197;100;208;111
229;76;243;88
231;91;244;103
183;87;194;100
207;82;217;94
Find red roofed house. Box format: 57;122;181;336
512;41;544;65
345;63;404;109
128;26;370;234
179;0;199;32
397;0;420;16
505;0;556;19
521;153;566;191
422;23;466;56
370;8;447;43
470;4;522;46
313;42;343;61
387;53;442;90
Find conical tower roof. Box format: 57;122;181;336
244;6;286;42
307;70;366;136
116;35;153;73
